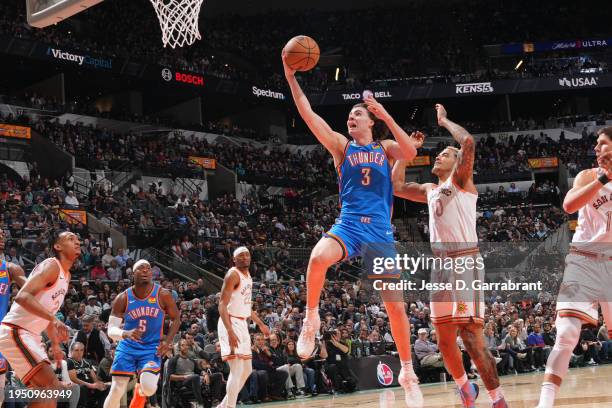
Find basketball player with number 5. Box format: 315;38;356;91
103;260;180;408
393;105;507;408
537;127;612;408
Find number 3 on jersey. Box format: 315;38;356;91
361;168;371;186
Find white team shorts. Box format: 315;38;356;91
556;251;612;326
218;316;252;361
430;252;485;326
0;323;50;384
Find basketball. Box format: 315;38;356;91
283;35;320;71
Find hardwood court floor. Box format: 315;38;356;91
260;365;612;408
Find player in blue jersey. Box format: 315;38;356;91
103;260;180;408
0;229;27;405
282;53;425;406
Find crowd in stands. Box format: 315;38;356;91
1;0;611;92
4;240;612;408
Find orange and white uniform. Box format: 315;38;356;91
218;268;253;360
427;178;484;325
0;258;69;384
557;169;612;327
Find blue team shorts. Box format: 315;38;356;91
110;342;161;377
324;217;397;266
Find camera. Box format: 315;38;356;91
322;329;337;341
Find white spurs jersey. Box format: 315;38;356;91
427;178;478;244
3;258;69;334
572;169;612;244
227;268;252;318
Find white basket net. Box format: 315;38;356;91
150;0;204;48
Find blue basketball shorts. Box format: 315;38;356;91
110;342;161;377
324;217;397;265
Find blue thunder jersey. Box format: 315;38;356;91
0;261;10;321
0;261;11;373
123;283;164;349
338;141;393;224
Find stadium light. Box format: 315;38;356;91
335;67;340;81
515;59;524;70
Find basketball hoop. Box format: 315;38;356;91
149;0;204;48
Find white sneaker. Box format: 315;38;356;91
297;314;320;358
398;367;424;408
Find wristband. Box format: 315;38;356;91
598;173;610;185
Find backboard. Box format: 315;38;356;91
26;0;104;28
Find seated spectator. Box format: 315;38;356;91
47;344;81;408
84;296;103;318
70;315;110;363
285;339;316;395
414;328;444;368
65;190;80;208
503;326;535;373
574;327;601;366
251;333;288;401
199;357;225;404
269;333;304;398
107;259;123;281
597;323;612;361
321;329;357;393
101;248;114;268
67;342;109;408
167;339;208;407
5;246;25;268
90;260;108;280
526;323;548;369
484;324;510;375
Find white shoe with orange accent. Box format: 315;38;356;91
398;367;424;408
297;313;320;359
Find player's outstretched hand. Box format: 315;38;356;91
409;131;425;149
281;50;296;78
435;103;448;126
123;328;143;342
363;95;392;123
228;329;240;352
54;318;71;343
157;339;172;357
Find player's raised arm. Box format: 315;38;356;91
282;51;347;162
435;104;476;190
392;160;430;203
157;287;180;356
107;292;142;342
363;96;423;161
218;269;241;351
562;169;607;214
7;262;26;288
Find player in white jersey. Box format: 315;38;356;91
217;247;270;408
537;126;612;408
393;105;506;408
0;231;79;408
0;229;27;406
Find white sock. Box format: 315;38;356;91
306;307;319;320
487;386;504;403
225;359;244;408
454;373;468;389
400;360;415;375
538;382;558;408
